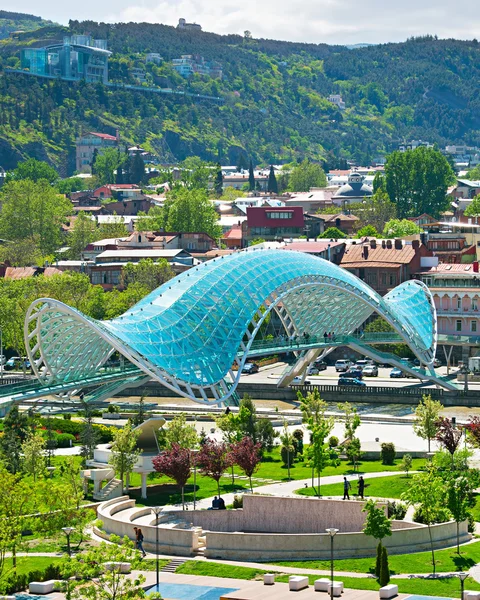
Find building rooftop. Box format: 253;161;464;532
88;132;117;141
96;249;190;259
3;266;63;280
415;263;479;275
341;240;419;268
281;240;345;253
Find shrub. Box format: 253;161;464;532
379;545;390;586
375;542;382;578
38;417;82;436
233;495;243;509
293;429;304;440
328;436;339;448
387;501;407;520
413;506;451;524
381;442;396;465
93;423;115;442
56;433;76;448
281;444;295;468
468;513;475;533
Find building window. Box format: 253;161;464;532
472;321;477;333
456;320;462;332
473;299;478;310
457;297;462;309
389;274;396;286
380;273;387;285
265;211;293;219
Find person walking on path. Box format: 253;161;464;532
134;527;146;557
343;477;351;500
358;476;365;500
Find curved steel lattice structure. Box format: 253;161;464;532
25;248;438;405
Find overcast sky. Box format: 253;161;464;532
5;0;480;45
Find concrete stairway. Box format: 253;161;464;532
161;558;188;573
94;478;123;501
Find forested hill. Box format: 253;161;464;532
0;15;479;175
0;11;56;39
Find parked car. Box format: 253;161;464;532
335;359;352;372
307;366;320;375
346;367;363;380
4;357;30;371
355;359;374;369
433;358;442;368
390;367;403;378
291;376;311;385
362;365;378;377
338;377;366;387
242;363;259;375
313;360;328;371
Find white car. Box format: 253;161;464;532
291;376;311;385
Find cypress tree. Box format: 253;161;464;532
116;165;124;184
130;151;145;185
91;148;98;175
268;165;278;194
248;159;255;191
379;546;390;586
214;164;224;197
375;541;382;578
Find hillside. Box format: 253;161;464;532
0;17;479;175
0;10;56;40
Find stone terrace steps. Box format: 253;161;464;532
161;558;188;573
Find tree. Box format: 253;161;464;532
68;211;97;259
97;215;129;239
0;179;72;256
129;151;145;185
61;537;145;600
466;416;480;448
379;546;390;586
109;424;140;490
153;443;192;509
123;258;174;292
299;389;335;496
135;205;164;232
21;433;46;482
345;437;363;472
382;219;421;238
356;225;378;238
197;439;233;497
466;166;480;180
338;401;361;440
436;417;462;464
363;499;392;543
238;395;259;443
267;165;278;194
402;471;445;573
358;189;397;233
93;148;124;185
165;188;222;240
215;411;243;484
280;419;295;480
288;159;327;192
401;453;412;477
130;393;147;427
214;164;223;197
447;476;471;553
79;405;101;463
384;147;455;218
248;159;255;191
464;195;480;221
162;414;198;450
231;436;262;492
115;165;124;184
413;394;443;452
319;227;346;239
0;406;32;474
7;158;58;184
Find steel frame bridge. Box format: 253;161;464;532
0;247;455;408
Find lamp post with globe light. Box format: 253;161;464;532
459;572;468;600
325;528;339;600
62;527;75;557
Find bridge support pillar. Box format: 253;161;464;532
140;472;148;499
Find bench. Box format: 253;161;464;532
289;576;309;591
29;580;58;594
104;562;131;574
0;596;16;599
264;574;275;585
379;584;398;599
328;582;343;597
464;592;480;600
314;578;331;592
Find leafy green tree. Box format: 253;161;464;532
214;164;224;197
109;424;140;490
248;158;255;191
401;453;412;477
123;258;174;292
162;414;198;450
0;179;72;255
68;211;97;259
57;176;96;194
61;537;146;600
180;157;212;191
268;165;278;194
129;151;145;185
413;394;443;452
320;226;346;239
7;158;58;184
466;166;480;180
115;165;124;184
1;406;33;473
165;188;222;240
358;189;397;233
382;219;421;238
97;215;129;238
299;389;336;496
384;147;455;217
93;149;125;185
135;205;164;231
356;225;378;238
447;476;471;553
288;159;327;192
215;411;243;484
402;471;445;573
21;432;46;482
362;499;392;578
464;195;480;221
79;402;101;463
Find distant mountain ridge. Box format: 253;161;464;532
0;14;478;174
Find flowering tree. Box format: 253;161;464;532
436;417;462;465
197;440;233;497
152;443;192;510
466;416;480;448
231;436;262;492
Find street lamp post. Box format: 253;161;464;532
151;506;162;589
460;364;469;393
325;528;339;600
459;572;468;600
61;527;75;557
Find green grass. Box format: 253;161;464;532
176;560;268;580
273;540;480;574
136;559;170;571
296;473;412;500
2;556;65;576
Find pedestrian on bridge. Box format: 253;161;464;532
323;331;328;343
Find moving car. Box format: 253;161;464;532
362;365;378;377
335;359;352;372
338;377;366;387
390;367;403;378
307;366;320;375
433;358;442;368
291;376;311;385
355;359;374;369
242;363;259;375
346;367;363;380
313;360;328;371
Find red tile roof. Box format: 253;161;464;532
341;242;417;267
281;241;345;253
4;266;63;280
89;132;117;141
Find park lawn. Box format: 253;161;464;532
296;473;412;499
273;540;480;574
135;559;170;571
275;574;464;598
177;560;268;580
2;556;65;576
